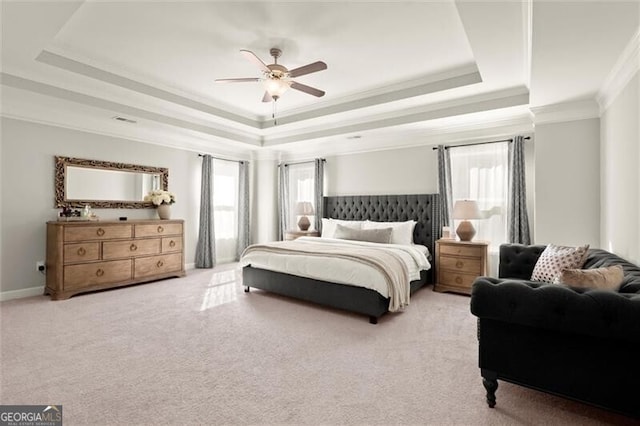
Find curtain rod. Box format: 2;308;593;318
279;158;326;167
197;154;245;164
431;136;531;150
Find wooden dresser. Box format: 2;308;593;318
435;239;489;295
46;219;185;300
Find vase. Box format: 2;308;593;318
157;204;171;220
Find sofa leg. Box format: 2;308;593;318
481;369;498;408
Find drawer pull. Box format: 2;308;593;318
77;247;86;256
96;268;105;277
169;240;176;248
96;228;105;237
130;243;138;251
157;260;164;268
157;226;164;233
455;276;463;284
455;260;464;269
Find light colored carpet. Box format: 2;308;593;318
0;265;635;425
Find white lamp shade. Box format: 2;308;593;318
295;201;315;215
264;79;291;98
452;200;481;220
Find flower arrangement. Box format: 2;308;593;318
144;190;176;206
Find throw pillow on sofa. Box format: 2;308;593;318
530;243;589;283
559;265;624;290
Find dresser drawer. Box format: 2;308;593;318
64;225;133;242
64;260;132;289
439;271;477;289
440;256;482;273
134;253;182;278
64;242;100;264
135;223;182;238
439;243;484;258
162;236;183;253
103;238;160;260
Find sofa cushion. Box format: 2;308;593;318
531;244;589;283
582;249;640;294
559;265;624;290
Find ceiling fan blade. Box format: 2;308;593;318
289;61;327;78
215;78;261;83
290;81;325;97
240;49;270;73
262;91;273;103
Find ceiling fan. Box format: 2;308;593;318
215;48;327;103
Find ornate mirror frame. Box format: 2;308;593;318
55;156;169;209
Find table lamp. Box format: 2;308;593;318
452;200;481;241
295;201;315;231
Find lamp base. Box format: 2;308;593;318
456;220;476;242
298;215;311;231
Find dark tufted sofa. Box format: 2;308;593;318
470;244;640;418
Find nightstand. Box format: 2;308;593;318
435;239;489;295
285;230;320;241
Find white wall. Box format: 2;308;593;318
0;117;215;296
533;118;601;247
251;157;278;244
601;72;639;264
325;145;439;196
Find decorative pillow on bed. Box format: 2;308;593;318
530;243;590;284
321;219;363;239
334;224;393;244
559;265;624;290
363;220;416;245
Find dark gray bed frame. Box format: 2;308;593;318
242;194;442;324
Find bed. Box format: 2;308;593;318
241;194;441;323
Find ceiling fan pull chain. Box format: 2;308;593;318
273;101;277;125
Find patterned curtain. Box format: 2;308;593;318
437;145;453;227
195;155;215;268
277;164;290;241
236;161;250;260
314;159;325;233
507;136;531;244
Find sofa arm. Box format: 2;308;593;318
470;277;640;342
499;244;546;279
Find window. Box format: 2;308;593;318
287;162;316;230
449;142;509;253
213;159;239;262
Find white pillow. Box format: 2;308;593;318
362;220;417;245
530;243;590;284
320;219;363;239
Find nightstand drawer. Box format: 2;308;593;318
439;243;484;258
439;271;478;289
440;256;482;273
435;239;489;296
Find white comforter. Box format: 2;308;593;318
239;237;431;299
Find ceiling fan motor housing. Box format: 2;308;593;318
267;64;289;79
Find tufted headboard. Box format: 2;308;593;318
323;194;442;260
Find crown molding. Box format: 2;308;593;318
278;112;533;160
0;72;262;147
597;28;640;114
264;87;529;146
530;99;600;125
37;48;260;128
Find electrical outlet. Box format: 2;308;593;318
36;261;46;273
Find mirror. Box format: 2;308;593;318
55;156;168;208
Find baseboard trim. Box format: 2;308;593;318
0;286;45;302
